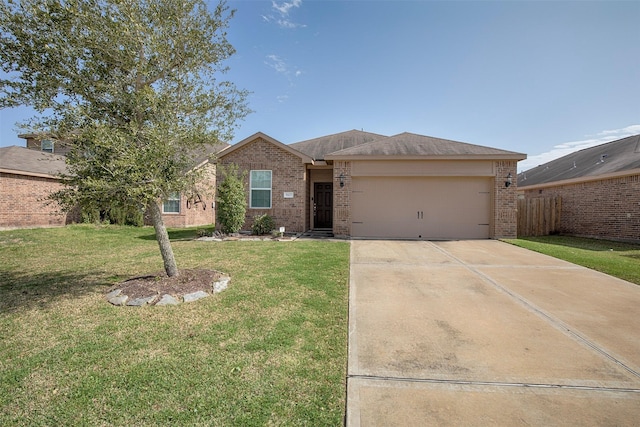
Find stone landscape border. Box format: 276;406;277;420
106;274;230;307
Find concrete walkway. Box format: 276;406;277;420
346;240;640;426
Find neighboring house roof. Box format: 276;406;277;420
218;132;314;163
0;146;67;178
190;142;231;168
325;132;526;160
289;129;386;160
519;134;640;187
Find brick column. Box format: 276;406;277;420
493;160;518;238
332;161;351;237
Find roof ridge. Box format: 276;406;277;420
290;129;387;145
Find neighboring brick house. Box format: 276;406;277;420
518;134;640;243
218;130;526;239
1;135;227;229
0;146;72;228
151;145;227;228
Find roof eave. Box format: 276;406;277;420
0;168;61;179
324;154;527;161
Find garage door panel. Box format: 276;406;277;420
352;177;491;239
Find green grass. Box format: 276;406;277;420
0;225;350;426
504;235;640;285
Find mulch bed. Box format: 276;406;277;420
110;269;222;300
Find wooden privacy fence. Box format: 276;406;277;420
517;196;562;237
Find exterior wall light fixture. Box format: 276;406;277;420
339;173;345;188
505;172;513;187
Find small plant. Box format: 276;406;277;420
252;214;275;235
196;229;207;238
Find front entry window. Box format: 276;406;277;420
250;170;272;208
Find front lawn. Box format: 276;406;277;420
0;225;350;426
504;235;640;285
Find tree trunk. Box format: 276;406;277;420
148;200;179;277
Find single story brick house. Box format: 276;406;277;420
518;134;640;243
218;130;526;239
1;136;227;229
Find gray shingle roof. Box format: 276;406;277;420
190;142;231;167
325;132;526;158
0;146;67;177
288;129;386;160
518;134;640;187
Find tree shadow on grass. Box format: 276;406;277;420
0;269;128;313
137;226;215;242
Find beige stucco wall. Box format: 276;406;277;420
351;160;495;176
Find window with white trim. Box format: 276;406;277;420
250;170;272;209
41;139;54;153
163;192;181;213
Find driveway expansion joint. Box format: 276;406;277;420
347;374;640;394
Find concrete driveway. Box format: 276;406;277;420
346;240;640;426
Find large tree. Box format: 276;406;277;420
0;0;249;276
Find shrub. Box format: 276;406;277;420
81;204;143;226
252;214;275;235
217;164;247;233
108;205;144;226
81;207;101;224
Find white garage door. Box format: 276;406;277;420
351;176;491;239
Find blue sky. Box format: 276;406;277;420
1;0;639;172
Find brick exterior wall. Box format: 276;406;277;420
493;160;519;239
332;161;351;237
148;163;217;228
522;173;640;243
218;137;308;233
0;172;70;228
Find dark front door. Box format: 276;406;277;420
314;183;333;228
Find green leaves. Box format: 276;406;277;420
1;0;248;164
1;0;249;275
216;164;247;234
